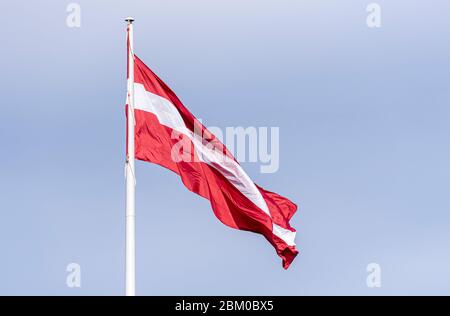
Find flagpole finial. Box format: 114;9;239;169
125;17;135;24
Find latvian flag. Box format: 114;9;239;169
127;34;299;269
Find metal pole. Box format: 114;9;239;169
125;16;136;296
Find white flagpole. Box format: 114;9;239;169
125;17;136;296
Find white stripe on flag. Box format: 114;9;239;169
133;82;296;246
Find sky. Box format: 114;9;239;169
1;0;450;295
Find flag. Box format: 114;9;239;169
127;46;299;269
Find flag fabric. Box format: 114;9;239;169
127;43;299;269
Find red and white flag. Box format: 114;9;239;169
127;37;299;269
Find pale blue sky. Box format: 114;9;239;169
1;1;450;295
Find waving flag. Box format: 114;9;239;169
126;32;298;269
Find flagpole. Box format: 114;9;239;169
125;16;136;296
